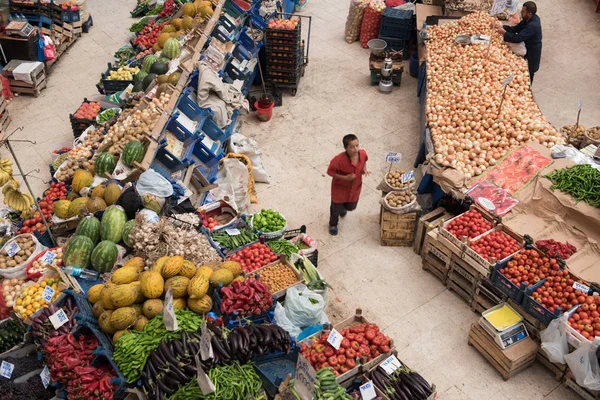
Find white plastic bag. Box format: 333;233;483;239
507;42;527;56
0;234;46;279
274;302;302;338
211;158;250;213
285;285;326;328
565;339;600;391
228;133;270;183
540;314;569;364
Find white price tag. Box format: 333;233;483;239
40;366;50;388
163;287;178;332
49;309;69;330
574;282;591;294
359;381;377;400
5;241;21;257
200;319;214;361
327;328;344;351
295;354;316;400
41;251;56;265
195;354;215;395
380;355;402;375
0;361;14;379
502;75;514;87
385;152;402;163
401;170;414;183
42;286;55;302
225;228;240;236
491;0;508;15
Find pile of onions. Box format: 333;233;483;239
425;12;564;178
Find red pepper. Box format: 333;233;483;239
75;366;98;375
67;333;80;349
65;356;83;369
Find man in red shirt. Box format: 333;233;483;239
327;134;369;236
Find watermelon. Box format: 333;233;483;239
150;61;168;75
100;205;128;243
162;38;181;60
122;140;145;167
95;152;117;177
121;220;135;247
64;235;94;267
74;216;101;245
142;55;159;73
142;73;157;90
135;71;148;82
90;240;119;273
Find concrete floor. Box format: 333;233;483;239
3;0;600;398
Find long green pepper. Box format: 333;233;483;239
545;164;600;207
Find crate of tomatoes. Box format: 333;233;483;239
565;292;600;348
463;224;523;271
226;241;279;273
439;206;496;251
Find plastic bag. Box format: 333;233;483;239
228;133;270;183
344;0;369;44
540;314;569;364
43;34;56;61
295;0;308;12
0;234;46;279
223;153;257;203
285;284;326;328
289;233;317;256
380;191;420;214
212;158;250;213
564;338;600;391
274;302;302;338
507;42;527;57
136;169;174;198
360;1;385;48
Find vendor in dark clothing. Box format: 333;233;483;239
495;1;542;83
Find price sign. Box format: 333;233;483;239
200;319;214;361
40;366;50;388
163;287;178;331
574;282;591;294
49;308;68;330
225;228;240;236
5;241;20;257
401;170;414;183
380;355;402;375
385;152;402;163
0;361;14;379
502;75;514;87
295;354;316;400
42;286;55;302
327;328;343;351
41;251;56;265
359;381;377;400
195;354;216;394
491;0;507;15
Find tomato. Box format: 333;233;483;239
365;329;376;341
345;358;356;369
345;348;356;358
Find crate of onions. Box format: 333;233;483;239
463;224;523;270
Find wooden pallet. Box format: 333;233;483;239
421;229;451;284
6;67;46;97
380;207;416;247
536;350;567;382
564;370;600;400
447;253;482;304
468;323;538;381
413;207;452;256
471;278;506;314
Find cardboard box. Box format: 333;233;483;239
416;4;442;31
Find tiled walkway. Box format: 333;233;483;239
4;0;600;398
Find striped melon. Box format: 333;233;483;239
100;205;127;243
74;216;101;245
122;220;135;247
91;184;106;199
95;152;117;177
104;182;122;205
87;197;107;213
54;200;71;219
162;38;181;60
122;140;145;167
110;307;137;330
165;276;190;298
64;235;94;267
91;240;119;273
142;55;158;73
188;295;212;314
72;169;93;194
68;197;89;218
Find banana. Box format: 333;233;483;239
23;193;34;208
8;178;19;189
0;170;9;186
2;184;14;196
4;189;15;207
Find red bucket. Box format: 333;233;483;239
255;100;274;122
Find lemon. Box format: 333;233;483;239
32;302;40;309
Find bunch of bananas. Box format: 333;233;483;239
0;158;34;213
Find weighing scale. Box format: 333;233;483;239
479;303;529;349
5;20;35;38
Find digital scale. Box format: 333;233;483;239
479;303;529;349
5;20;35;38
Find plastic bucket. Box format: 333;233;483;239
255;100;274;122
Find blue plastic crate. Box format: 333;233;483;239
61;7;80;22
253;346;299;398
151;151;193;181
191;134;223;167
64;289;95;323
91;347;128;399
193;158;220;184
202;111;240;143
489;259;536;305
379;24;413;40
382;7;414;22
174;88;213;125
74;319;114;356
219;14;238;34
158;113;198;162
211;285;276;329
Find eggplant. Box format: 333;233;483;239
182;363;197;375
211;335;229;358
182;331;189;354
157;379;175;394
229;331;239;360
173;339;186;358
147;357;159;377
151;351;167;370
170;365;189;382
221;336;231;355
207;322;223;337
259;325;272;344
401;371;427;399
410;372;433;395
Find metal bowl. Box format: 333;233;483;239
368;39;387;55
454;34;471;45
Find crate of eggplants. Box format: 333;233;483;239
370;364;434;400
30;297;79;345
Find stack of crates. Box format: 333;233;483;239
265;20;304;89
378;8;415;58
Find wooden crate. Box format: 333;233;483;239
3;61;47;97
380;207;416;247
471;277;506;315
536;350;567;382
421;229;451;284
447;253;482;304
564;370;600;400
413;207;452;256
468;323;538;381
0;110;11;134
